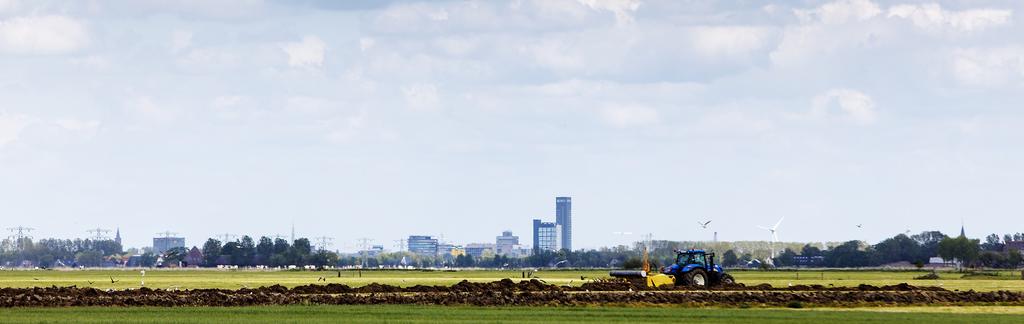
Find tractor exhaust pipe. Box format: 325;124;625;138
609;270;647;278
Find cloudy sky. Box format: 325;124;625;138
2;0;1022;250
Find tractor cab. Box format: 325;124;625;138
671;250;722;274
661;249;734;287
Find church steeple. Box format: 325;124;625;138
959;219;965;238
114;227;122;246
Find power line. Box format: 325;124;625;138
357;238;373;268
86;228;111;240
6;226;34;251
393;239;406;252
314;236;334;252
217;233;237;243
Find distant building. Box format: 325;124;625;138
437;243;464;258
362;245;386;257
185;247;203;267
126;255;144;267
495;231;519;256
153;237;186;254
408;235;439;256
532;219;561;253
465;243;495;258
792;256;825;267
556;197;572;251
114;228;122;247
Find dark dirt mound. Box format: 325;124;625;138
1;287;1021;307
0;279;984;308
577;280;641;292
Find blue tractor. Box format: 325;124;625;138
661;249;734;287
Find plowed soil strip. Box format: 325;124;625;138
3;280;1021;307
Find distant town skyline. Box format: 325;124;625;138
3;1;1024;249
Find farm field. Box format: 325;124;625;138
0;269;1021;292
1;305;1023;323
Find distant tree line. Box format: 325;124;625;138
196;236;337;267
0;238;123;268
3;230;1023;270
761;231;1023;269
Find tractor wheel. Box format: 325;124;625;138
720;274;735;285
685;268;708;287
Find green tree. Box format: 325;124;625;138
825;241;870;268
872;234;922;264
74;251;104;267
938;236;980;269
722;250;738;267
307;250;339;267
455;254;475;267
981;234;1004;252
222;241;245;266
801;244;822;257
1007;249;1023;268
775;248;797;267
289;238;313;265
256;236;274;264
201;239;222;267
239;236;256;266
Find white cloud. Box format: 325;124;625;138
521;38;585;72
794;0;881;24
888;4;1012;33
0;112;33;147
434;36;479;56
359;37;375;52
282;35;326;69
54;119;100;137
0;15;88;54
812;88;877;125
601;105;659;128
691;26;774;58
171;30;193;53
177;47;238;69
951;47;1024;87
428;8;449;21
694;111;774;134
577;0;641;25
402;84;440;111
69;55;110;70
0;0;19;14
285;96;334;114
209;95;253;120
212;95;243;110
124;96;177;123
324;110;370;144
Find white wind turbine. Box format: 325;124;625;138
757;217;785;259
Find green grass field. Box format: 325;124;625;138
3;269;1023;323
2;305;1023;323
0;269;1021;291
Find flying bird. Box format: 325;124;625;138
698;221;712;229
856;224;863;228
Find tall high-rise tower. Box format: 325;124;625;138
555;196;572;251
